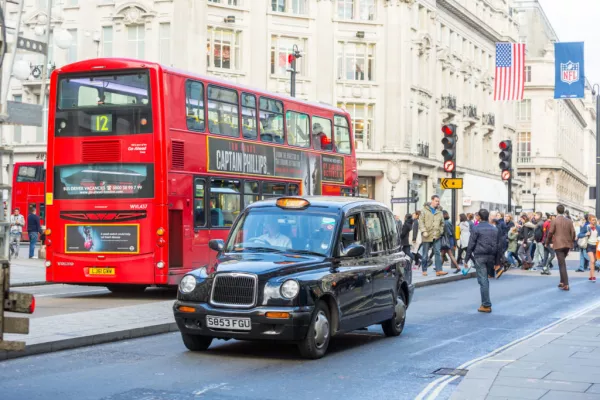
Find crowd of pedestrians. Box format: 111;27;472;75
396;196;594;312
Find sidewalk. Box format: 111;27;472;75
451;302;600;400
9;245;47;287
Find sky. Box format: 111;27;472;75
537;0;600;85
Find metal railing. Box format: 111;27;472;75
416;141;429;158
441;95;457;111
482;113;495;126
463;105;478;119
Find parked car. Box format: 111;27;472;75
173;196;414;359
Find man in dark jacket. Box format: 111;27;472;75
464;209;502;313
27;206;42;259
400;214;413;260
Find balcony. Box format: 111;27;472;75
482;112;495;133
462;104;478;126
416;141;429;158
441;95;457;111
517;156;532;164
21;62;56;95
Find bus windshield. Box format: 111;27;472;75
54;163;154;200
55;71;153;137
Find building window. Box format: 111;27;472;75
102;26;113;57
271;0;308;14
208;0;239;5
207;27;241;71
127;25;145;59
338;102;373;151
337;0;375;21
270;36;306;77
517;131;531;160
67;29;78;62
516;99;531;122
337;42;375;81
518;172;532;194
12;95;21;144
358;177;375;199
525;65;531;83
159;23;171;64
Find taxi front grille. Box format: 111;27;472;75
210;273;257;308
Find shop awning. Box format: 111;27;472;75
462;173;516;206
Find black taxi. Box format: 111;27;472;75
173;196;413;359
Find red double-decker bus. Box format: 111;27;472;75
45;58;358;292
10;162;45;240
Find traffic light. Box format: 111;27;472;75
499;140;512;180
411;189;419;204
441;124;457;173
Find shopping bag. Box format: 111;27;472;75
38;245;46;259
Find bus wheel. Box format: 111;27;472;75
181;333;212;351
106;285;147;294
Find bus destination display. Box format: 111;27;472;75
91;114;113;133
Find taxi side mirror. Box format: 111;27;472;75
209;239;224;252
341;244;365;258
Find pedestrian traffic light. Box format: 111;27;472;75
441;124;457;172
499;140;512;180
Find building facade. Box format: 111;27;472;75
513;0;595;218
4;0;526;215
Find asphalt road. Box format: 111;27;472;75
2;265;599;400
13;284;176;318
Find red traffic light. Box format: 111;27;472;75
442;125;454;136
499;140;510;150
288;54;295;64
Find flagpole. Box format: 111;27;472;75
593;84;600;216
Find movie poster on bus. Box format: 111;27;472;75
65;224;139;254
208;137;275;176
306;153;321;195
321;155;345;184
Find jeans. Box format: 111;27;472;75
506;251;518;266
518;242;532;264
534;242;545;265
555;248;570;286
421;239;442;272
402;245;413;261
28;232;38;258
543;246;555;270
579;249;590;270
474;257;493;307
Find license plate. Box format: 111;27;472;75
89;267;115;276
206;315;251;331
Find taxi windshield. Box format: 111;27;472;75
225;209;338;257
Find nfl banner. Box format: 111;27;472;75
554;42;585;99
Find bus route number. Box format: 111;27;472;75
91;114;113;133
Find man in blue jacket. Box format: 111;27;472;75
27;206;42;259
464;209;502;313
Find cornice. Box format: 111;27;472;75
437;0;516;44
564;98;588;128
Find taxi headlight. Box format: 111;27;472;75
179;275;197;294
280;280;300;299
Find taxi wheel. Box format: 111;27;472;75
382;289;407;337
106;285;147;294
298;301;331;359
181;333;213;351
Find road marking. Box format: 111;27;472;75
193;383;227;396
415;298;600;400
35;289;109;298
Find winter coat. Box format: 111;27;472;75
507;229;519;253
419;202;444;243
458;221;471;248
400;217;413;247
465;221;502;265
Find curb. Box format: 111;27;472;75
414;271;477;288
0;322;179;361
10;281;54;288
0;271;477;361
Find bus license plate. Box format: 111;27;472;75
206;316;251;331
89;268;115;276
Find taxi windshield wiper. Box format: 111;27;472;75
285;249;327;257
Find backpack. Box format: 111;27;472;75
534;223;543;242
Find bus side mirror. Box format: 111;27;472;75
209;239;224;252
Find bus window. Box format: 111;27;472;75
312;116;333;151
241;93;258;140
259;97;284;144
39;203;46;222
194;178;206;227
262;181;287;199
288;183;300;196
244;181;260;207
186;81;205;132
210;179;241;228
17;166;39;182
207;85;239;137
286;111;309;148
334;115;352;154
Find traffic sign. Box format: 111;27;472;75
443;160;455;172
501;170;511;181
391;197;416;204
515;206;523;213
440;178;463;190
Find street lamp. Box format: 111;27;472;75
592;84;600;217
532;186;539;212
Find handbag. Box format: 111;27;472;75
577;227;589;249
440;234;451;250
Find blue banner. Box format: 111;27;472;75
554;42;585;99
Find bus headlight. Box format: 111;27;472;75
179;275;196;294
280;280;300;299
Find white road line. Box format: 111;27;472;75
192;383;227;396
415;298;600;400
35;289;109;298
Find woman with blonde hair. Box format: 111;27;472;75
584;215;600;282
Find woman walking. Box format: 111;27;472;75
441;211;460;273
585;215;600;282
506;225;520;269
400;213;414;260
457;213;470;266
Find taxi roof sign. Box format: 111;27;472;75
276;198;310;209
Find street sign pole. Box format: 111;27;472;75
508;174;512;214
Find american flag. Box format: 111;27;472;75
494;42;526;101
